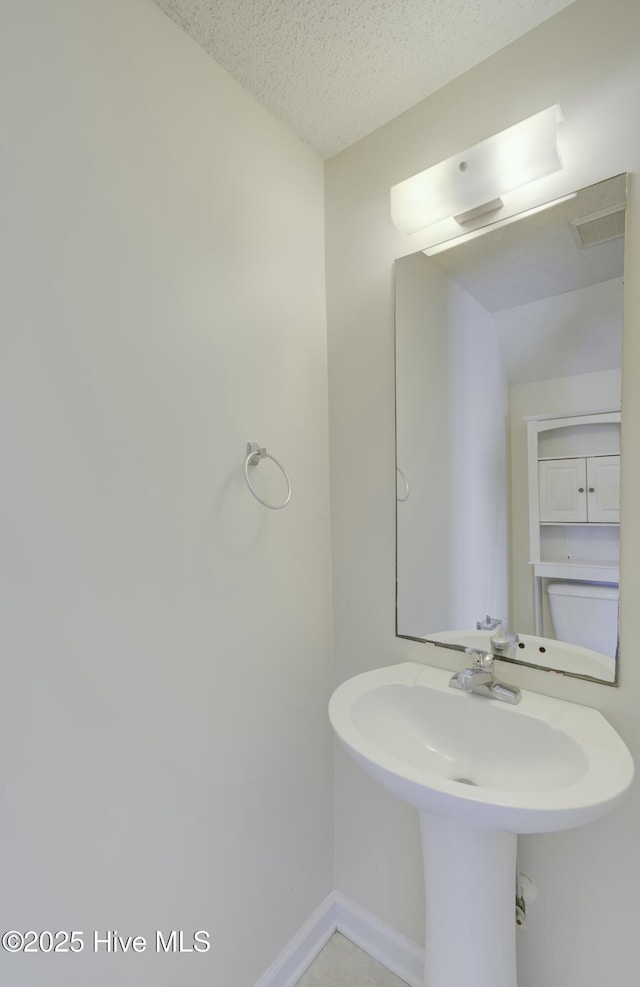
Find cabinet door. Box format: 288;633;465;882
586;455;620;522
538;459;587;522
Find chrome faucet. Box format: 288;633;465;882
449;649;522;704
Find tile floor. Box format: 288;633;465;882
296;933;409;987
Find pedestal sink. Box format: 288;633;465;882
328;661;633;987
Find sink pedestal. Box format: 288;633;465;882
420;812;518;987
329;661;633;985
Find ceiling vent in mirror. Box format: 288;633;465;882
569;205;625;248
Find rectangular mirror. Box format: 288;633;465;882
395;174;626;683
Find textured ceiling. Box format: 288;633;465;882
151;0;575;158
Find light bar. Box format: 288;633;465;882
390;106;563;236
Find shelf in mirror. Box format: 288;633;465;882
532;561;618;581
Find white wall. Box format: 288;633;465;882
395;253;454;635
396;253;508;639
0;2;333;985
325;0;640;981
447;275;509;632
495;276;624;384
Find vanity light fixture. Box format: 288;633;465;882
423;192;577;257
390;105;564;236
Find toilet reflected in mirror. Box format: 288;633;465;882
547;582;619;659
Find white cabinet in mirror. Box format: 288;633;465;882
395;174;626;683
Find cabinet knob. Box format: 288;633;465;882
578;487;584;493
589;487;595;493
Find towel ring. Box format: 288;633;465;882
396;466;409;503
245;442;292;510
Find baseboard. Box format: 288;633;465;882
254;890;424;987
334;891;424;987
253;893;336;987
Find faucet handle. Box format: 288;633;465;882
489;623;519;659
465;648;494;670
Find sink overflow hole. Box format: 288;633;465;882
454;777;477;786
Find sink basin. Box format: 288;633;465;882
329;661;633;834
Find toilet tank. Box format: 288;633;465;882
547;581;619;658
